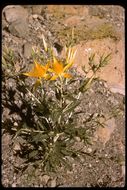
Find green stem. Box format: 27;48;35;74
59;76;64;108
57;76;65;125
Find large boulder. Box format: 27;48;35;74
3;5;28;23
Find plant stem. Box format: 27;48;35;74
59;76;64;108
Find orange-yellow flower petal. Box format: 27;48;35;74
49;57;74;80
62;73;72;78
50;75;58;80
23;61;49;78
52;57;64;74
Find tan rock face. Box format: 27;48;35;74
73;38;125;95
3;5;28;23
93;118;116;146
64;16;82;26
46;5;89;16
32;5;43;14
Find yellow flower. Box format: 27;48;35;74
23;61;50;79
23;61;50;90
50;57;73;80
49;47;77;80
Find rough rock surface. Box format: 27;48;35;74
3;6;28;23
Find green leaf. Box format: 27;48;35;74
95;121;105;128
51;108;63;123
63;94;77;102
35;102;50;116
2;56;6;65
84;137;92;145
29;150;38;159
74;110;85;115
64;123;75;128
99;53;111;67
37;121;45;130
62;158;72;170
79;76;95;92
32;133;49;144
44;160;51;172
88;53;95;67
64;128;75;135
49;153;61;169
68;79;78;85
39;117;51;130
91;64;99;72
61;149;72;156
55;88;61;100
79;78;89;92
63;100;80;114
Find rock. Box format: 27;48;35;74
32;5;43;15
8;78;16;88
8;19;29;38
3;5;28;23
94;118;116;146
49;178;57;187
64;16;82;27
73;38;125;95
108;84;125;95
32;14;38;19
74;136;81;142
12;183;17;187
121;164;125;177
38;15;45;21
87;147;92;153
13;122;18;127
23;42;32;58
59;184;70;187
13;143;21;152
13;144;20;151
89;6;107;18
46;5;88;17
22;5;33;15
41;174;50;184
2;108;10;121
107;96;119;105
2;19;8;29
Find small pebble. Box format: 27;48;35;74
117;23;121;27
99;81;103;85
32;14;38;19
13;122;18;126
104;82;108;88
98;178;103;184
41;174;50;184
49;178;57;187
87;147;92;153
74;136;81;142
121;165;125;176
13;143;20;151
12;183;17;187
89;164;92;168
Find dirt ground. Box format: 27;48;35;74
2;5;125;187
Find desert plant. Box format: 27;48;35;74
11;36;112;172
